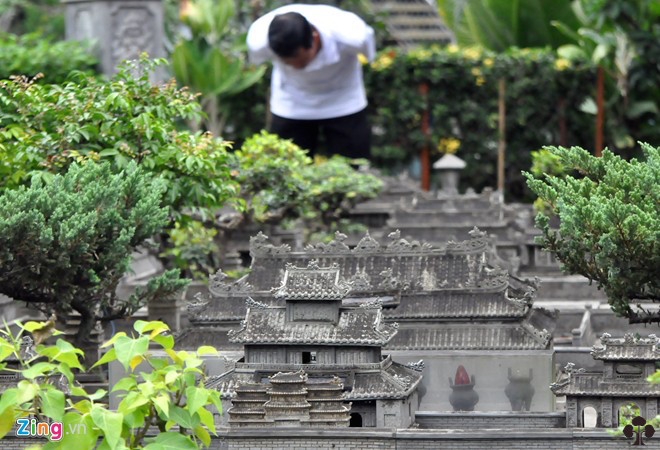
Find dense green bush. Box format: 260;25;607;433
0;56;238;221
364;45;595;201
230;131;382;228
222;45;594;201
0;161;188;346
525;143;659;323
0;32;97;83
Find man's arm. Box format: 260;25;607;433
335;11;376;62
246;13;274;65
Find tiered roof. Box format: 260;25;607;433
227;304;398;346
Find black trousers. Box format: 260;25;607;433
270;107;371;159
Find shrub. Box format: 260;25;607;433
525;143;659;323
0;161;188;346
0;32;97;83
0;56;238;222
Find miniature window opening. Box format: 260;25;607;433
302;351;317;364
349;413;363;427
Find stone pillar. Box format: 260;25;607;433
566;397;578;427
601;397;613;427
62;0;165;77
647;399;658;423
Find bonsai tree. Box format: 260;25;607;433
0;319;221;449
0;161;188;346
525;143;659;323
227;131;383;235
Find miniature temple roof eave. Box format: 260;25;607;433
385;322;551;351
382;291;529;320
347;362;423;400
590;333;660;361
550;373;660;397
227;308;397;346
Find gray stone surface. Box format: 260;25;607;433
63;0;165;77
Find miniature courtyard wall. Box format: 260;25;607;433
179;229;555;413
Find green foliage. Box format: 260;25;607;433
552;0;660;153
0;0;64;39
0;162;188;344
171;0;266;136
364;45;594;200
0;56;238;221
0;32;97;83
0;319;221;449
303;155;384;224
437;0;581;51
160;220;220;282
232;132;383;228
234;130;312;223
524;143;659;323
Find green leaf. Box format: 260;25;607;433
16;380;38;404
39;389;65;422
196;346;217;356
169;405;199;429
91;347;117;369
197;407;216;435
153;394;170;418
152;333;174;350
88;389;107;401
185;386;208;415
111;376;137;393
143;431;197;450
21;362;57;379
113;336;149;371
194;425;211;447
0;341;14;361
23;321;48;332
59;412;98;449
0;407;16;439
117;391;148;414
90;407;123;450
101;332;127;349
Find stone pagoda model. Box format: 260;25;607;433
551;333;660;427
206;261;422;428
228;370;351;428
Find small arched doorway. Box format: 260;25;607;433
582;406;598;427
349;413;363;427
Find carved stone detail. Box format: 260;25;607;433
186;293;208;315
111;7;155;67
209;270;252;296
250;232;291;258
405;360;425;372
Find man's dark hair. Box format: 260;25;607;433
268;12;313;58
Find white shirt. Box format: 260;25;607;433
247;4;376;120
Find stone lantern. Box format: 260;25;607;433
433;153;466;195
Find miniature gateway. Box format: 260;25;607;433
552;333;660;428
205;261;422;428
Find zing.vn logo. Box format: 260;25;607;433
623;416;655;446
15;418;86;441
